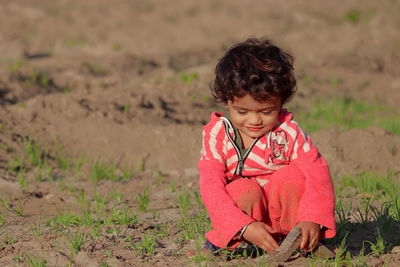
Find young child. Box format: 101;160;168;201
198;38;336;257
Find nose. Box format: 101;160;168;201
249;112;262;125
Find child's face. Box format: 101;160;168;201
227;94;281;142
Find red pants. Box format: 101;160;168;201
226;165;305;238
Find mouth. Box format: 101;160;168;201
247;127;263;132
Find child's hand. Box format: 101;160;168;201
242;222;279;252
297;221;320;251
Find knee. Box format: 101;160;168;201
272;166;305;195
226;178;264;209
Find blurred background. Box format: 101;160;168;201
1;1;400;265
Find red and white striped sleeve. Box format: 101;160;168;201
198;113;255;247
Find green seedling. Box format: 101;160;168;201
345;9;361;24
46;213;80;229
136;188;150;212
179;72;199;84
33;222;42;236
154;170;164;184
365;230;386;256
17;176;28;190
135;159;145;173
177;191;190;215
3;233;16;245
63;229;86;255
0;214;4;225
353;201;372;226
13;254;24;262
90;161;118;182
25;253;47;267
87;63;104;76
294;97;400;135
14;200;25;217
112;44;122;51
134;235;157;255
370;201;394;235
6;156;24;173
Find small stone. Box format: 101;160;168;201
392;246;400;253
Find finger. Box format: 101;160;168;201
263;224;276;234
300;231;308;250
300;231;311;251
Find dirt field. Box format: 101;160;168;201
1;0;400;266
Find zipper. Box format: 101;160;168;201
221;119;260;176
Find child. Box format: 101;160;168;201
198;38;336;258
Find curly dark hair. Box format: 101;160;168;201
211;38;296;104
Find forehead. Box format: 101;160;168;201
229;94;281;109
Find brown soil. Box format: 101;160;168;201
1;0;400;266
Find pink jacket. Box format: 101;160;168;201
199;110;336;247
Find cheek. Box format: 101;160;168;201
230;114;245;126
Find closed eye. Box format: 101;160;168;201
261;110;272;115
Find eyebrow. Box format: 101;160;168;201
232;105;278;111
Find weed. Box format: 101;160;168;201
369;201;394;235
345;9;361;24
6;156;24;173
112;44;122;51
353;201;372;225
154;170;164;184
179;72;199;84
293;97;400;135
300;74;314;86
136;188;150;212
168;182;176;193
135;159;145;173
17;175;28;190
3;233;16;245
13;254;24;262
25;253;47;267
14;200;25;217
33;222;42;236
90;161;118;182
177;191;190;215
9;61;25;72
0;214;4;225
62;229;86;255
46;213;80;229
365;230;386;256
24;139;42;167
87;63;104;76
340;172;400;201
330;76;342;87
388;145;398;156
112;207;138;225
335;198;351;224
134;235;157;255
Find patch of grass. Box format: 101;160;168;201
179;72;199;84
0;214;4;225
46;213;81;229
343;9;374;24
339;172;400;201
86;63;104;76
365;230;386;256
176;190;210;241
134;235;157;256
294;97;400;135
62;229;86;255
25;253;47;267
90;161;117;182
136;188;150;212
